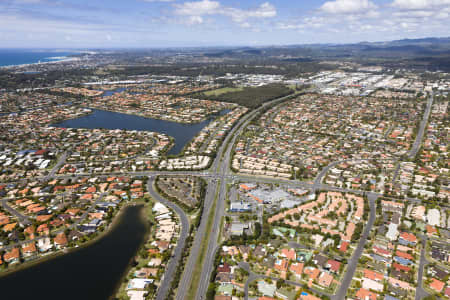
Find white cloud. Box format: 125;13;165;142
2;0;449;46
391;0;450;10
276;23;299;30
247;2;276;18
276;0;450;42
0;12;146;47
393;10;434;17
277;16;329;31
13;0;42;3
365;10;380;18
173;0;276;26
435;11;449;19
186;15;204;25
174;0;220;16
319;0;377;14
224;2;276;23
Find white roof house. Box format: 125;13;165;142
362;278;384;292
127;291;148;300
126;278;153;290
153;202;169;215
386;223;399;241
427;209;440;226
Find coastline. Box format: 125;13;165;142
0;56;80;70
0;202;146;279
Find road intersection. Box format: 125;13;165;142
0;90;435;300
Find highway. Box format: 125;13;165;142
167;92;301;299
0;87;434;299
408;92;433;159
175;179;218;300
194;92;301;299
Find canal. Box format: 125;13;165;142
101;87;128;97
0;205;148;300
51;108;230;155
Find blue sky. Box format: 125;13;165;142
0;0;449;48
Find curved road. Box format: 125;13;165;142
147;178;190;300
415;236;430;300
2;88;428;299
314;158;396;190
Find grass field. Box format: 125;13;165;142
202;83;294;108
204;87;244;96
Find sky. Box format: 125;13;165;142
0;0;449;48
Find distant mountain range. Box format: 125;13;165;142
198;37;450;71
360;37;450;46
354;37;450;56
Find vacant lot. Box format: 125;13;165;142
204;87;244;97
202;83;294;108
156;176;205;209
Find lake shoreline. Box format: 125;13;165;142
0;203;150;300
50;108;219;155
0;202;144;279
109;201;153;300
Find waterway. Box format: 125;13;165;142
51;108;230;155
101;87;128;97
101;87;154;97
0;205;148;300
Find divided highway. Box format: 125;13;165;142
175;179;219;300
408;93;433;159
195;92;301;299
1;89;433;300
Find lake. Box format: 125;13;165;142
51;109;229;155
0;205;148;300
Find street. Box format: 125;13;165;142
332;192;377;300
0;90;435;300
147;178;190;300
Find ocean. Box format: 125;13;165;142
0;49;79;67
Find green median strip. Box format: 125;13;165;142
185;180;220;300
